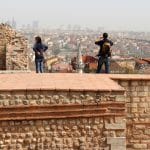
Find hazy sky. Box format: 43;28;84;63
0;0;150;31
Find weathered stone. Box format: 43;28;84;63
138;92;148;97
133;144;147;149
107;137;126;146
105;123;126;130
115;95;125;102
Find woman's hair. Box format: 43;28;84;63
35;36;42;44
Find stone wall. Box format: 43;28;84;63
0;90;126;150
0;24;28;70
0;25;7;70
112;76;150;150
0;74;150;150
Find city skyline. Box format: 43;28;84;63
0;0;150;31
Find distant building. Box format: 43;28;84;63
11;18;17;29
32;21;39;30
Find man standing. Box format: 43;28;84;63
33;36;48;73
95;33;113;74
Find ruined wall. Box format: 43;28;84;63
113;77;150;150
0;24;28;70
0;90;126;150
0;25;8;70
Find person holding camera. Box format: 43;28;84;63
95;33;113;74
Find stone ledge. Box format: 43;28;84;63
0;70;31;74
110;74;150;81
0;73;125;92
0;103;126;121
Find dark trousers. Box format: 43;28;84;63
96;57;110;74
35;59;44;73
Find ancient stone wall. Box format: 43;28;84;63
0;90;126;150
0;24;28;70
113;76;150;150
0;74;149;150
0;25;7;70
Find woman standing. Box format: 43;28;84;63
33;36;48;73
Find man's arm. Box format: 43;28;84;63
95;40;102;46
95;40;103;56
110;40;113;46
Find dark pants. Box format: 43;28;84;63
96;57;110;74
35;59;44;73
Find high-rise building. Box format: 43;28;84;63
32;21;39;30
12;18;17;29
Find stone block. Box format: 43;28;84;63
130;86;136;92
130;92;138;97
138;92;148;97
107;137;126;146
115;95;125;102
138;103;149;108
133;144;147;149
120;81;129;87
131;81;139;86
111;145;126;150
115;117;126;123
135;125;145;129
131;103;138;107
136;86;143;92
144;86;149;92
105;123;126;130
146;81;150;86
145;129;150;135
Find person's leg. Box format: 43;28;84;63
35;59;40;73
39;59;44;73
105;57;110;74
96;57;104;73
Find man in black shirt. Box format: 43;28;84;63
95;33;113;73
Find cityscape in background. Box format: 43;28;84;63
0;1;150;150
1;18;150;74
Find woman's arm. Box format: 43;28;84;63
43;44;48;52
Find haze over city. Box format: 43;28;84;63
0;0;150;31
